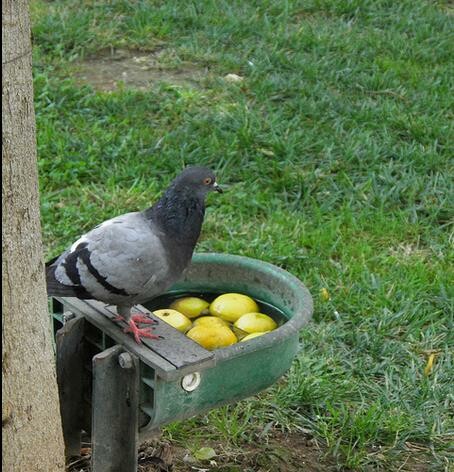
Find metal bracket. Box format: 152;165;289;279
56;314;89;457
91;345;140;472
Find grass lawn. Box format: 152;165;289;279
32;1;453;470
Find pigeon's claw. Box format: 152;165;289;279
131;314;158;325
124;319;160;344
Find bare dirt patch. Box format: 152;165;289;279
66;431;338;472
74;48;207;92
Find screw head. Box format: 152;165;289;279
62;311;76;324
118;352;133;369
181;372;201;392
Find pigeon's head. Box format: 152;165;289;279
173;166;223;198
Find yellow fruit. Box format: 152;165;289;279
193;316;230;328
154;309;192;333
320;288;330;302
234;312;277;333
209;293;259;322
170;297;210;319
186;325;237;350
240;331;270;342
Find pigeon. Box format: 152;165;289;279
46;166;223;343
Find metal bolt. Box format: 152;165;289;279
181;372;201;392
118;352;133;369
62;311;76;324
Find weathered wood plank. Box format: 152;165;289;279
58;297;177;379
86;300;214;369
55;297;216;380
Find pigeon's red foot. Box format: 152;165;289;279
131;314;158;325
124;319;160;344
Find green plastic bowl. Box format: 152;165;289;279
140;252;313;434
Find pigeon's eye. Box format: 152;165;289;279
203;177;212;185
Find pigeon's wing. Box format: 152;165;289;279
46;253;93;298
47;212;171;303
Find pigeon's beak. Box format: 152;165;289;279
213;182;223;193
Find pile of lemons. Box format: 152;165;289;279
154;293;278;350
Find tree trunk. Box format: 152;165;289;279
2;1;66;470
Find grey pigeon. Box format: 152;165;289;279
46;166;222;343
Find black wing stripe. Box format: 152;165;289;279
76;243;133;297
46;262;93;298
62;250;82;285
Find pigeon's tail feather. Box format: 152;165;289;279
45;254;60;268
45;263;92;298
